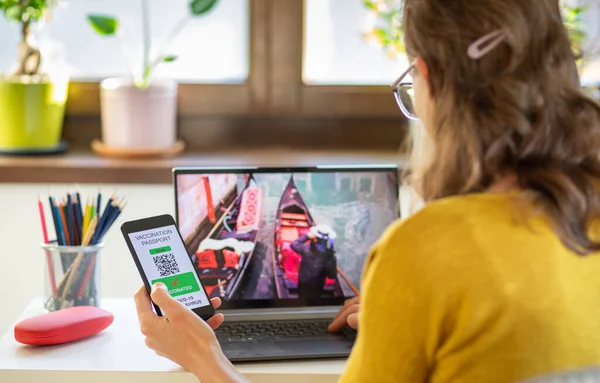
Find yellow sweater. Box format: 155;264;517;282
340;193;600;383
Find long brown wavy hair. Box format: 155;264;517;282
403;0;600;255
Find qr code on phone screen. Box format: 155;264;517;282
153;253;180;277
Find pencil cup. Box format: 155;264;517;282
41;242;104;312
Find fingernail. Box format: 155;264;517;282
152;282;166;291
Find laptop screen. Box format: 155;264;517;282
174;166;399;309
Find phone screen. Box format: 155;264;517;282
128;224;211;310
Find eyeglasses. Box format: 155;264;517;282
391;63;418;121
392;29;507;121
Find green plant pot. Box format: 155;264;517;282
0;76;68;150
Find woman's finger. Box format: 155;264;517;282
206;313;225;330
328;304;359;333
329;308;353;332
150;283;184;317
134;286;153;317
333;296;360;320
347;312;359;330
333;297;358;319
210;297;222;310
333;297;353;320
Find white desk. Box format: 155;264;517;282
0;298;346;383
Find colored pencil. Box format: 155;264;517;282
66;193;75;246
58;201;71;247
98;199;124;240
57;215;98;298
48;194;60;244
51;198;68;272
96;186;102;221
101;198;118;229
82;198;91;237
90;204;96;228
38;195;58;297
92;193;115;244
77;253;97;299
88;265;98;304
76;213;102;299
61;216;98;303
76;185;83;227
86;197;125;303
52;201;66;246
82;198;88;237
41;186;126;310
71;195;78;245
38;195;50;248
72;193;83;245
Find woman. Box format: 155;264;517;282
134;0;600;381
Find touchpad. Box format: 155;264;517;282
273;337;354;355
222;341;284;358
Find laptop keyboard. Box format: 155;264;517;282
215;319;357;343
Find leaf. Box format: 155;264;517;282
23;5;43;22
87;14;118;36
363;1;378;11
1;0;57;23
162;55;178;63
570;30;587;45
374;28;391;43
190;0;218;16
5;5;23;21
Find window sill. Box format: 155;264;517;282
0;149;405;184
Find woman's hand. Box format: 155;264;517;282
328;296;360;332
134;283;247;383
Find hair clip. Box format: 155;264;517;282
467;29;506;60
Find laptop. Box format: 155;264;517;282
173;165;400;362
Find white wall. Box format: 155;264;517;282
0;183;174;335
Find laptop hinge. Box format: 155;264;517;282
220;306;341;322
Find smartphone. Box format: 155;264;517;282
121;214;215;320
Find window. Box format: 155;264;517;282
580;0;600;87
0;0;407;153
303;0;406;85
0;0;249;83
311;173;336;192
293;0;407;118
340;177;352;192
359;176;373;193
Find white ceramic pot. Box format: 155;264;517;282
100;78;178;149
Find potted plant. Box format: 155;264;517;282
0;0;68;154
87;0;218;155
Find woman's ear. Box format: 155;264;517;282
415;56;429;80
415;56;433;96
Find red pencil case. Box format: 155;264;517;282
14;306;114;346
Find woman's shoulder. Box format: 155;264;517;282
381;192;512;248
363;193;514;287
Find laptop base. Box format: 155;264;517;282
223;335;355;362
